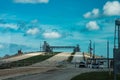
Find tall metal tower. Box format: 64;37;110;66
93;42;95;59
107;40;109;68
114;19;120;80
40;41;42;52
114;19;120;48
89;40;92;58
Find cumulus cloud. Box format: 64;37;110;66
103;1;120;16
14;0;49;4
83;8;100;18
43;32;61;39
86;21;100;30
0;23;18;30
31;19;39;23
84;12;91;18
26;28;39;35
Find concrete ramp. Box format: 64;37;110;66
71;52;84;63
31;52;71;67
1;52;43;63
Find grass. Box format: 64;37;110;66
71;71;120;80
67;52;75;62
0;52;60;69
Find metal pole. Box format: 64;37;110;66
93;42;95;59
89;40;92;58
118;26;120;49
114;22;117;80
114;19;120;80
93;42;95;64
40;41;41;52
118;25;120;48
83;52;85;61
107;40;109;68
114;50;117;80
107;40;111;78
114;25;117;48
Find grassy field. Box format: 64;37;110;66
71;71;120;80
0;52;60;69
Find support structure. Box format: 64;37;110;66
107;40;109;68
93;42;95;59
113;19;120;80
89;40;92;58
43;41;52;52
42;41;80;52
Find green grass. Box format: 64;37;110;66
71;71;120;80
0;52;60;69
67;52;75;62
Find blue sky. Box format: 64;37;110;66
0;0;120;57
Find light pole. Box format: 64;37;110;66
107;40;109;69
93;42;95;59
89;40;92;58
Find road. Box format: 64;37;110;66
71;52;84;63
31;52;71;67
0;52;72;80
2;52;107;80
5;68;99;80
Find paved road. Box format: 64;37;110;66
71;52;84;63
0;52;72;80
6;68;98;80
31;52;71;67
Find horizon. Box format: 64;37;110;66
0;0;120;57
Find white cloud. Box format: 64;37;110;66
43;32;61;39
14;0;49;4
103;1;120;16
92;9;99;16
0;23;18;30
83;12;91;18
83;8;99;18
27;28;39;35
86;21;100;30
31;19;39;23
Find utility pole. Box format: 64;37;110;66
40;41;42;52
93;42;95;64
107;40;111;77
93;42;95;59
89;40;93;64
83;52;85;61
89;40;92;58
107;40;109;68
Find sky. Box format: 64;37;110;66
0;0;120;57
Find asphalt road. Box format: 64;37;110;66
6;68;98;80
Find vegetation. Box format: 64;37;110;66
71;71;120;80
0;52;60;69
67;52;75;62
